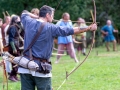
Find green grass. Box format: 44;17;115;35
0;46;120;90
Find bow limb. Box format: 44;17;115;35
0;40;8;90
56;1;97;90
65;0;96;79
55;0;63;11
2;60;8;90
0;60;7;90
92;0;96;47
93;0;96;24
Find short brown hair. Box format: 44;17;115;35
31;8;39;16
62;12;69;19
39;5;54;17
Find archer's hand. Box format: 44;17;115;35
89;24;97;31
105;32;108;35
13;49;17;54
81;35;85;38
114;30;118;33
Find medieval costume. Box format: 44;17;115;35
7;16;23;81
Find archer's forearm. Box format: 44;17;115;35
101;30;106;34
22;10;39;19
74;23;97;34
10;41;16;51
73;27;90;34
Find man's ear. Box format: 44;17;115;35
46;13;49;18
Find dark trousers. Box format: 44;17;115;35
9;50;20;77
10;63;18;76
20;74;52;90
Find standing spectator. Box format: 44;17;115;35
1;16;12;76
7;15;21;82
101;20;118;51
55;12;79;63
11;14;24;51
73;18;87;56
19;5;97;90
1;16;11;46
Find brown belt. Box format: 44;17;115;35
24;54;48;63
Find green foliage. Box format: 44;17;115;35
0;0;120;46
0;0;119;23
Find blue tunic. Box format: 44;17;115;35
21;14;74;60
101;25;115;42
56;20;73;44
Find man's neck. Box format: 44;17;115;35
39;17;47;22
62;19;69;23
107;24;111;26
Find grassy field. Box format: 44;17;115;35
0;46;120;90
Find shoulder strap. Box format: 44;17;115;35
23;22;46;54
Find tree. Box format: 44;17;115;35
0;0;120;46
